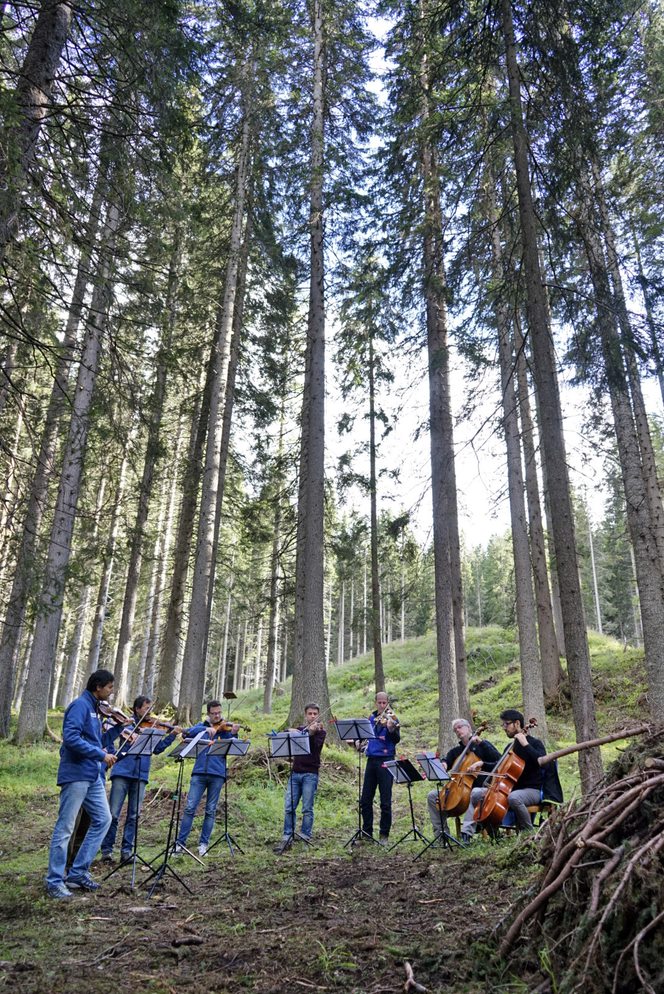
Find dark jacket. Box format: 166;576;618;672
57;690;108;785
186;722;235;778
293;727;326;774
110;713;177;783
444;738;501;788
365;711;401;759
511;734;546;790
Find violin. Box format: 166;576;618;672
98;701;133;727
438;721;489;817
209;719;251;734
135;714;182;734
376;706;400;728
474;718;538;828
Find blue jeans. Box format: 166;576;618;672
101;777;147;857
176;774;224;848
283;772;319;839
46;777;111;888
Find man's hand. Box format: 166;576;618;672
103;753;117;767
515;731;529;747
231;723;241;735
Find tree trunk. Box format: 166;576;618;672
368;333;385;691
289;0;329;722
178;87;253;724
264;403;286;714
15;201;121;743
487;172;547;737
0;0;73;260
0;166;107;736
632;230;664;407
114;226;182;705
513;317;565;696
500;0;601;790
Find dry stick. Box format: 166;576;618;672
500;779;664;955
644;758;664;771
537;725;650;766
589;845;624;915
403;961;427;993
631;908;664;994
540;773;663;891
611;907;664;994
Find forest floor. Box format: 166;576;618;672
0;808;531;994
0;627;650;993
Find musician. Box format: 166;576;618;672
174;701;240;857
360;691;401;843
45;669;119;899
464;708;546;841
276;702;327;852
100;696;181;864
426;718;501;837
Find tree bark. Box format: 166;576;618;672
290;0;330;722
15;200;121;743
0;0;73;260
500;0;602;790
368;332;385;691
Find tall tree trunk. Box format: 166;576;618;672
263;402;286;714
0;0;73;259
368;332;385;691
178;87;253;724
290;0;329;722
114;227;182;705
15;201;121;743
500;0;601;790
487;172;546;736
419;12;460;747
0;168;107;736
513;317;565;696
632;230;664;407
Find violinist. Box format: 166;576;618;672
276;703;327;853
45;670;120;900
174;700;240;857
426;718;500;838
360;692;400;844
464;708;546;841
100;696;182;864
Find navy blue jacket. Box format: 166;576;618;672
110;714;177;783
57;690;114;785
365;711;401;759
186;722;235;777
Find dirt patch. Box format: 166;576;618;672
0;845;507;994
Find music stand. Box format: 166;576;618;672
413;751;466;861
383;758;430;851
269;732;311;853
205;738;250;857
334;718;379;848
103;727;167;890
141;737;209;897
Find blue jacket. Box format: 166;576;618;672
110;714;177;783
186;722;235;778
365;711;401;759
57;690;113;785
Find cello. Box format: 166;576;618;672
438;721;489;817
474;717;538;828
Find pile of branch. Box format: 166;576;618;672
500;728;664;994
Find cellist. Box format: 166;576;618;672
426;718;500;839
464;708;546;842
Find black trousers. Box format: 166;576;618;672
361;757;393;837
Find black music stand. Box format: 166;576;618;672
141;737;209;897
269;731;311;854
334;718;379;849
414;751;466;861
383;758;430;851
103;726;167;890
205;738;250;857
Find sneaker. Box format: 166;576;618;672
66;873;100;892
198;844;209;857
295;832;312;843
461;833;473;845
100;854;115;865
172;843;185;855
273;838;292;854
379;835;389;846
46;883;72;900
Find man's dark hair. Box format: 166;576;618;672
206;700;222;712
87;669;115;692
500;708;525;727
133;695;151;712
